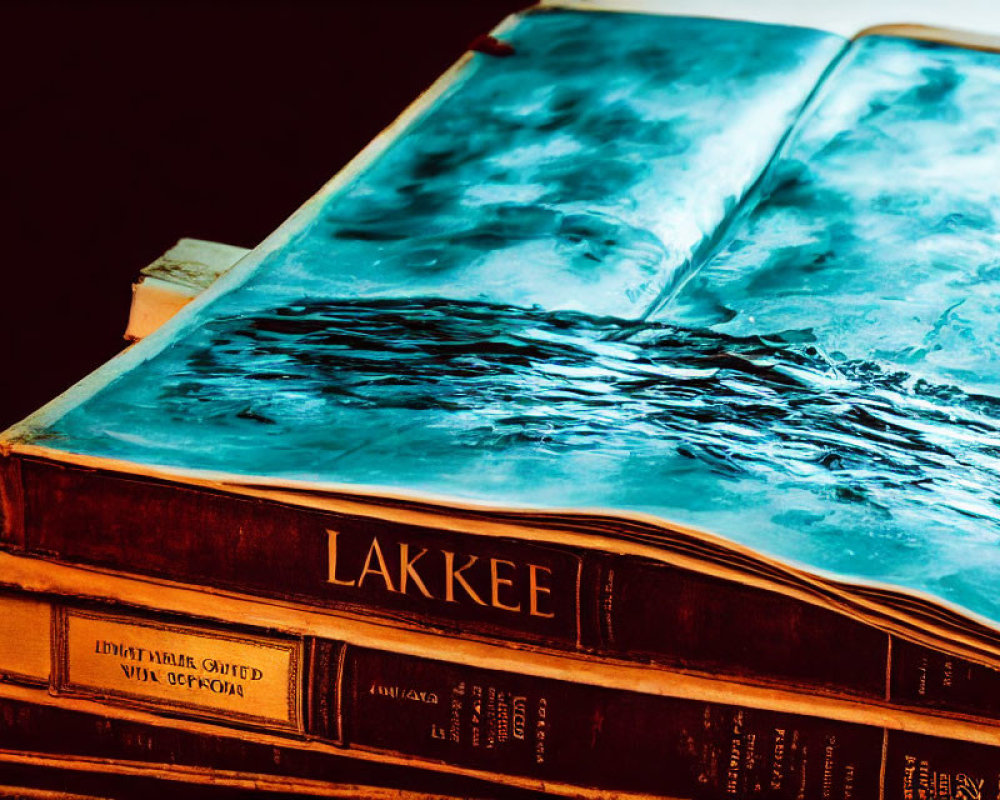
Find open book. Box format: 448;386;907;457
4;2;1000;797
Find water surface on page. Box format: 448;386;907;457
227;10;843;318
33;297;1000;622
661;36;1000;396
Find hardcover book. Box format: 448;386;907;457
4;1;1000;797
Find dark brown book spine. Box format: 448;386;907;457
884;731;1000;800
888;635;1000;719
5;456;997;721
17;626;892;799
0;455;25;551
0;696;540;800
8;688;1000;800
4;592;1000;799
339;644;885;799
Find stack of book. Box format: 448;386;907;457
4;1;1000;797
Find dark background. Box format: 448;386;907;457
0;0;529;430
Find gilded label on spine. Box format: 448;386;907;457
55;607;303;731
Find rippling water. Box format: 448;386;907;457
44;298;1000;621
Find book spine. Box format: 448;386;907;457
888;635;1000;720
0;455;25;551
5;456;1000;721
0;696;535;800
5;697;1000;800
0;591;909;799
340;644;888;798
6;591;1000;799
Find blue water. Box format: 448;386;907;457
660;36;1000;399
20;18;1000;622
223;10;842;318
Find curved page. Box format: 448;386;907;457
653;35;1000;620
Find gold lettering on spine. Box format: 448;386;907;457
490;559;521;612
770;728;786;791
529;564;555;618
821;736;836;800
326;531;561;620
358;537;396;592
902;754;916;800
956;774;984;800
326;530;357;587
443;552;485;605
535;697;548;764
726;710;743;795
399;543;433;598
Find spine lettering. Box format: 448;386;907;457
9;457;997;726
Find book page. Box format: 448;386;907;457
204;10;840;318
651;34;1000;621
